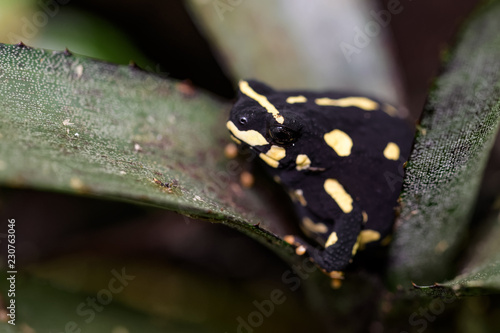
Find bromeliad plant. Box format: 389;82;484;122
1;0;500;331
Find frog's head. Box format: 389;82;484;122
227;80;315;171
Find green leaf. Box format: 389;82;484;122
0;254;323;332
185;0;404;105
0;272;176;333
410;209;500;297
0;43;295;261
388;0;500;288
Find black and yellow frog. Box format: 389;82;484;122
227;80;414;274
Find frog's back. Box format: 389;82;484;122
272;88;413;243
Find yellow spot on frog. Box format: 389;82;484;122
266;145;286;160
382;103;398;116
230;135;241;145
226;121;268;146
352;236;361;255
239;80;284;124
296;245;306;255
324;179;353;213
259;154;279;168
383;142;400;160
324;129;353;157
315;97;379;111
293;189;307;206
381;235;392;246
259;145;286;168
286;95;307;104
295;154;311;171
325;231;339;247
302;217;328;234
284;235;296;245
362;211;368;223
359;229;381;250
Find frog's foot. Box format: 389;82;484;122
283;234;351;271
285;207;364;273
283;234;347;289
283;235;308;256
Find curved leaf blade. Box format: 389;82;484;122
0;43;295;259
388;0;500;287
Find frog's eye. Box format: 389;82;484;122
268;125;299;145
239;116;248;125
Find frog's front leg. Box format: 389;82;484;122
289;206;364;273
